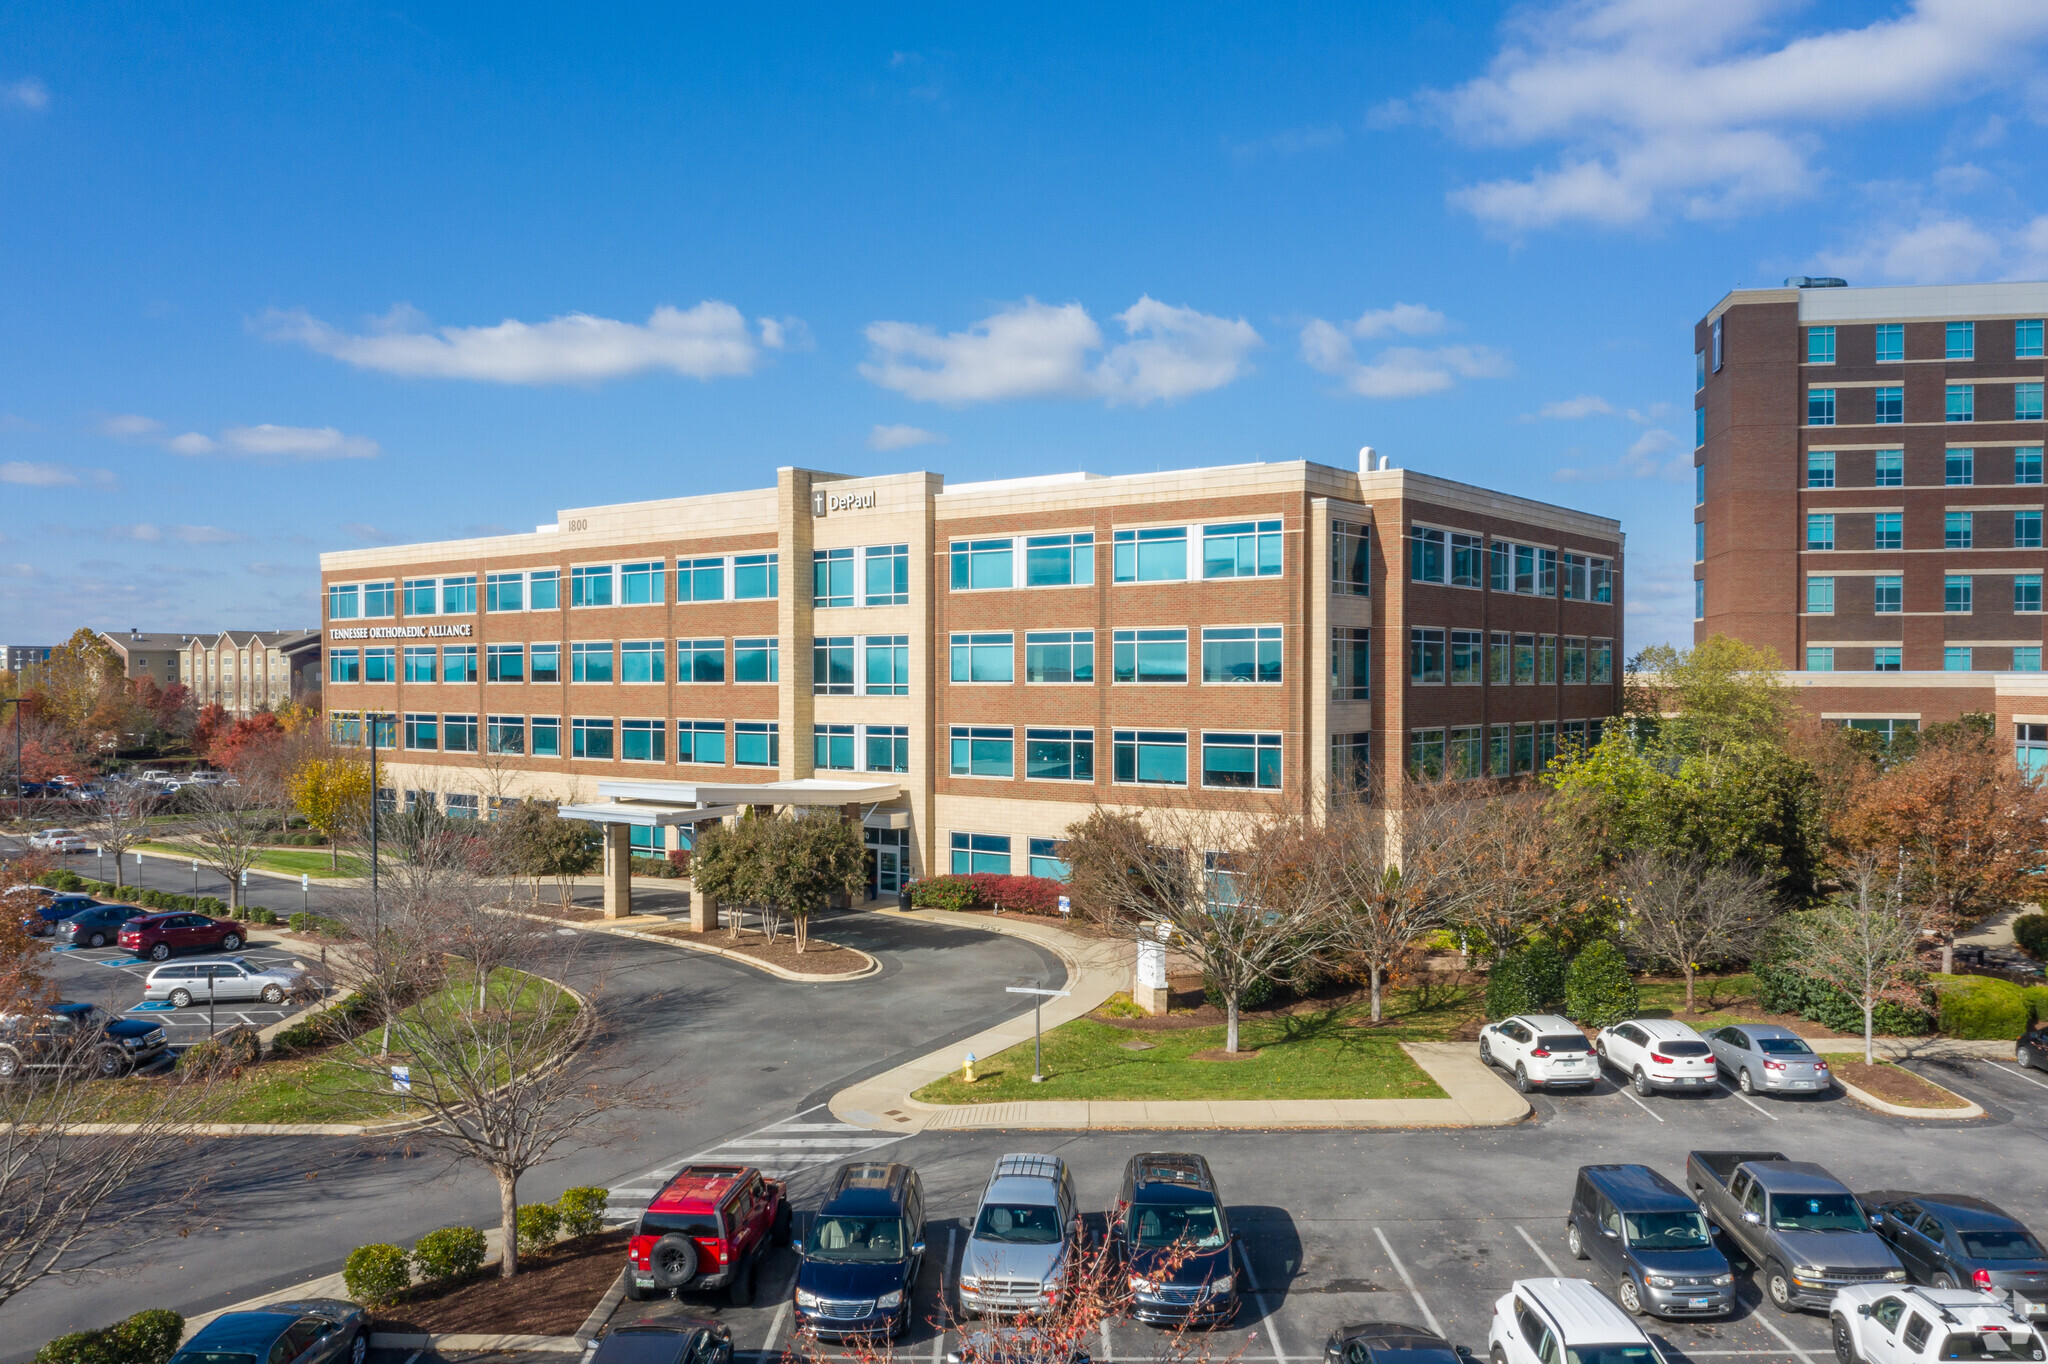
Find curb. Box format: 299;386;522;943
372;1332;583;1353
495;906;882;982
1831;1071;1985;1120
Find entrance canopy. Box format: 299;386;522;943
555;777;905;828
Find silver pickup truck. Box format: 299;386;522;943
1686;1150;1905;1313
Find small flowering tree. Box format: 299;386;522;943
1771;854;1927;1065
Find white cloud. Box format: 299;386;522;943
1523;394;1616;421
167;433;216;454
260;301;781;385
1345;303;1448;340
1223;123;1347;163
341;523;402;545
1;461;117;489
1813;210;2048;284
1421;0;2048;231
98;414;163;439
217;424;378;460
1553;427;1689;482
860;296;1261;406
6;78;47;111
868;424;947;451
1299;306;1510;399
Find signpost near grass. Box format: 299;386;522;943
1005;985;1071;1083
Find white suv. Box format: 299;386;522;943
1490;1277;1668;1364
1831;1283;2045;1364
1480;1014;1600;1092
1595;1019;1719;1096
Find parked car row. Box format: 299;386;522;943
1479;1013;1832;1096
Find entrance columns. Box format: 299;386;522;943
601;823;632;919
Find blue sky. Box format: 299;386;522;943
6;0;2048;652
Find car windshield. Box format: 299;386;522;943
169;1353;259;1364
1540;1035;1593;1052
1566;1346;1663;1364
1624;1211;1712;1249
1656;1041;1711;1057
805;1215;906;1261
1960;1229;2046;1261
974;1204;1063;1244
1129;1203;1227;1249
1939;1331;2031;1359
1771;1193;1868;1232
1757;1038;1814;1056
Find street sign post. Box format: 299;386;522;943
390;1065;411;1094
1005;985;1072;1083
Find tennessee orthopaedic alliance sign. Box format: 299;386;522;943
329;624;474;640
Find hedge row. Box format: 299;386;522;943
907;873;1066;914
36;873;227;918
1485;940;1640;1027
2015;913;2048;959
1753;960;1933;1036
1929;973;2048;1039
343;1188;609;1306
268;991;380;1058
34;1310;183;1364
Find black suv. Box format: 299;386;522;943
1111;1152;1238;1328
0;1001;170;1080
793;1161;926;1341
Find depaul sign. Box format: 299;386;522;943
329;624;474;640
812;488;877;515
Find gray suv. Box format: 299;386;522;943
959;1154;1075;1320
1567;1163;1734;1318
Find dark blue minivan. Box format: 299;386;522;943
793;1162;926;1341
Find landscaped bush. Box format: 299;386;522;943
249;907;277;925
33;1308;184;1364
1203;972;1277;1010
1931;973;2032;1040
905;873;1065;913
558;1186;609;1238
411;1225;487;1282
2026;984;2048;1025
629;856;684;879
1523;941;1568;1009
285;912;348;938
1487;943;1568;1018
268;992;378;1057
182;1024;262;1076
342;1243;411;1306
1565;940;1640;1028
516;1201;562;1257
908;876;977;910
2014;912;2048;959
1753;959;1932;1036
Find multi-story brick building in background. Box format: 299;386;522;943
1695;279;2048;764
318;453;1622;897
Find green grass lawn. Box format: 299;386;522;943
138;842;367;879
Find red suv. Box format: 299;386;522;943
118;912;245;961
627;1165;789;1306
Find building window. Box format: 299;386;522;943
1408;728;1445;780
1946;321;1975;360
1446;726;1482;779
1947;449;1975;485
1875;386;1904;424
2018;575;2043;613
327;583;360;620
951;632;1016;683
361;581;394;618
1332;732;1370;792
486;715;525;755
853;634;906;695
571;717;614;759
1024;630;1093;684
1113;526;1188;583
1695;464;1706;505
2017;513;2042;549
948;538;1014;591
949;832;1012;875
403;578;436;616
1947;385;1975;423
1202;732;1281;790
1507;633;1532;685
1876;323;1904;363
1807;326;1836;364
864;724;909;773
1946;511;1974;549
404;646;436;683
1438;531;1478;588
1409;627;1446;685
1807;389;1835;426
1946;574;1974;613
1806;647;1834;672
1874;513;1902;550
814;724;856;771
1202;520;1282;578
677;720;726;765
530;643;561;684
404;713;438;750
733;552;778;600
1807;451;1835;488
1562;636;1588;684
1538;634;1558;684
570;642;613;683
1513;722;1537;774
734;721;779;767
433;575;474;615
570;565;614;608
947;726;1013;778
1945;646;1974;672
1875;449;1903;486
811;636;855;695
1806;577;1834;614
677;639;724;684
734;637;779;682
1410;526;1446;583
1450;629;1484;685
1591;638;1613;685
365;647;397;683
2019;448;2044;485
621;561;664;605
329;711;362;745
1695;407;1706;448
813;548;854;608
1332;522;1370;595
2016;648;2043;673
865;543;912;602
1806;514;1835;551
484;572;525;613
1332;627;1370;700
1874;575;1902;613
1028;838;1070;880
440;645;476;683
485;644;525;684
530;716;561;757
617;640;662;684
329;650;360;683
2018;383;2045;422
1483;630;1505;684
2019;320;2045;360
678;556;727;602
1111;628;1187;684
1873;646;1901;672
1695;348;1706;391
627;824;662;854
1481;723;1507;776
1112;730;1188;786
1024;728;1093;782
1695;521;1706;563
1711;314;1723;371
1201;626;1282;684
443;715;479;753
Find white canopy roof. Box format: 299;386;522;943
557;777;905;827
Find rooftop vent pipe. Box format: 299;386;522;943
1359;446;1392;473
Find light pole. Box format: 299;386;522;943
1005;985;1071;1083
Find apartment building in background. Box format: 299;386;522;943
99;630;197;688
1695;279;2048;758
318;455;1623;895
176;629;319;717
3;644;54;674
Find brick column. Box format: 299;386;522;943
601;823;631;919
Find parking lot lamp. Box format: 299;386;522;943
1005;985;1071;1083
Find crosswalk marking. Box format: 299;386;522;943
611;1105;912;1192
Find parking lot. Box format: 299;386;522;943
43;935;330;1054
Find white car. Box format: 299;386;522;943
1596;1019;1720;1096
1830;1282;2045;1364
1491;1277;1670;1364
142;957;309;1007
28;828;89;854
1479;1014;1600;1092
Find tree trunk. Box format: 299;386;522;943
794;912;807;953
1941;939;1954;975
498;1168;520;1279
1370;963;1383;1023
330;840;339;872
1863;1001;1875;1067
1226;994;1240;1053
1683;964;1696;1014
114;856;124;890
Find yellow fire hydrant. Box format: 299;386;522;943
963;1052;977;1084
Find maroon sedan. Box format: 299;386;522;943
117;912;245;961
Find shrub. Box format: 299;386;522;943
411;1225;487;1282
34;1308;185;1364
1523;941;1568;1010
1202;972;1277;1010
268;992;377;1057
1932;973;2031;1040
908;876;977;911
181;1024;261;1076
558;1186;609;1239
516;1201;562;1257
1565;940;1640;1028
2026;984;2048;1025
342;1243;411;1305
963;872;1065;914
2014;913;2048;960
1753;960;1933;1036
250;908;277;925
1485;952;1539;1019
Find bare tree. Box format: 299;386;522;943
169;777;278;912
1771;854;1927;1065
1443;790;1573;960
1324;788;1471;1023
76;786;164;890
1616;851;1776;1013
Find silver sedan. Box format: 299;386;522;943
1704;1023;1833;1095
142;957;308;1007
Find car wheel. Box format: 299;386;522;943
1568;1224;1588;1260
220;933;242;951
87;932;107;949
624;1281;648;1302
1478;1036;1494;1066
1515;1063;1535;1093
169;989;193;1008
1633;1067;1654;1098
95;1048;126;1079
149;943;171;961
1933;1273;1956;1290
1833;1315;1860;1364
348;1331;367;1364
261;985;284;1004
1738;1067;1756;1095
1618;1276;1645;1316
0;1049;20;1081
1766;1260;1796;1314
647;1233;700;1291
1492;1349;1508;1364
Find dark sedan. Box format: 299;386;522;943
590;1319;733;1364
2019;1023;2048;1073
58;903;151;949
1865;1192;2048;1314
118;912;245;961
19;893;103;937
1324;1323;1468;1364
166;1300;367;1364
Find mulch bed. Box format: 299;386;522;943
512;900;608;923
1830;1059;1972;1109
1091;972;1459;1031
645;926;869;975
378;1230;628;1337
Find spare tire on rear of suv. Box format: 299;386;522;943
648;1234;701;1289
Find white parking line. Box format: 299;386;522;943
1616;1086;1665;1123
1988;1061;2048;1092
1718;1082;1780;1121
1753;1310;1818;1362
1514;1224;1562;1277
1237;1253;1287;1363
760;1302;789;1355
1371;1226;1442;1336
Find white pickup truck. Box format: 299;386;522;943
1832;1283;2046;1364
